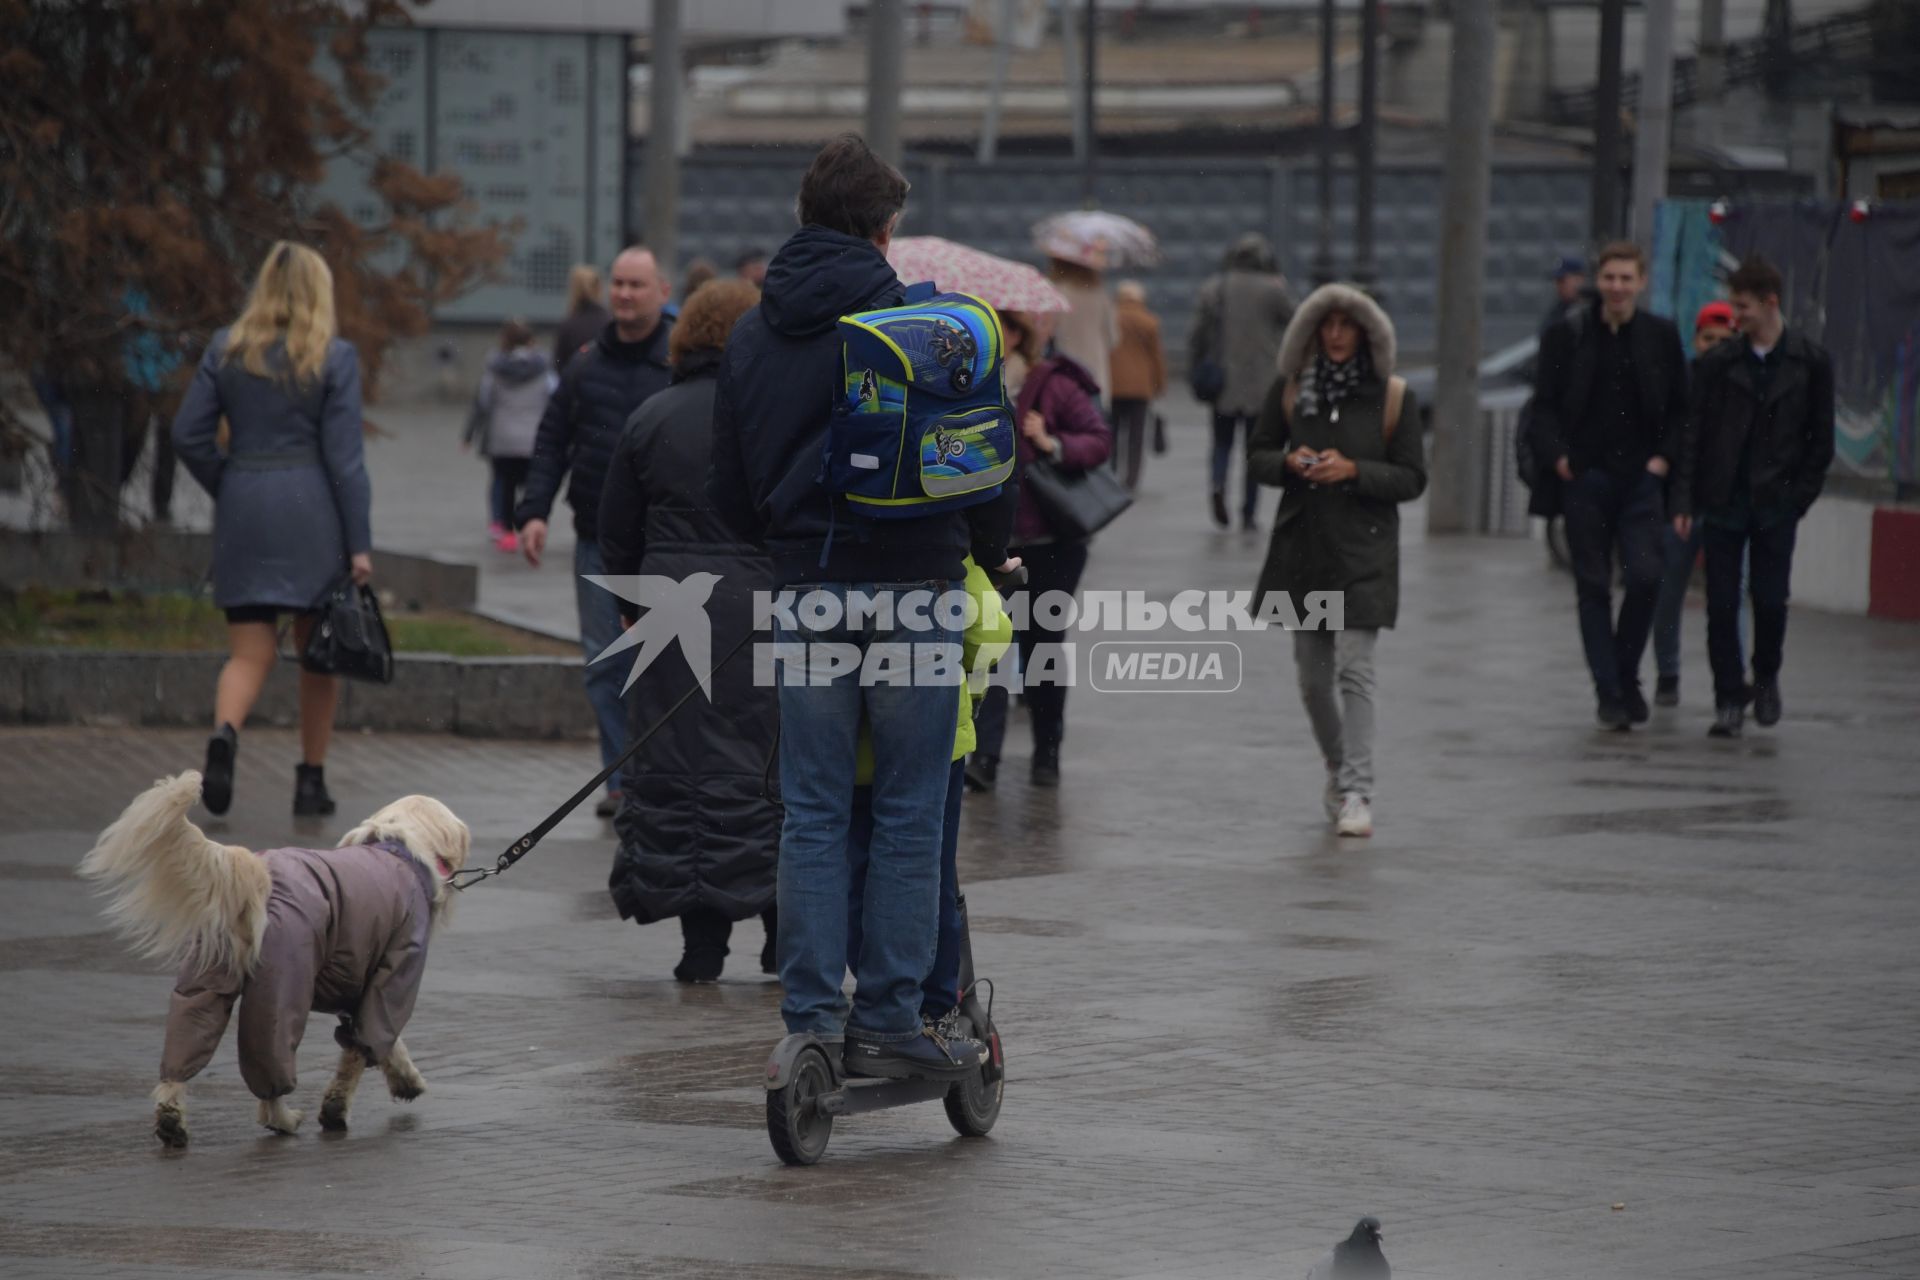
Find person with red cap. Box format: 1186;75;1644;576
1650;300;1744;705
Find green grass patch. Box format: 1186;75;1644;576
0;587;573;658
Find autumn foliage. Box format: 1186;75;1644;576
0;0;508;523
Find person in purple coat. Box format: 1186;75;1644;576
969;309;1113;790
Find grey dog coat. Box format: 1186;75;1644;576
159;841;435;1099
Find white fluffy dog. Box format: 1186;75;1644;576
80;771;470;1147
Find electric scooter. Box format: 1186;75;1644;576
764;900;1002;1165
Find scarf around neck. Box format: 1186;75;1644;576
1296;347;1372;420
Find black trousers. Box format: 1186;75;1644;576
679;904;777;956
1703;517;1798;704
972;538;1092;757
1111;397;1149;491
1562;467;1666;699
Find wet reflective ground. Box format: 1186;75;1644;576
4;411;1920;1278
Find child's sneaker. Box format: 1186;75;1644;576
494;530;519;553
1336;793;1373;838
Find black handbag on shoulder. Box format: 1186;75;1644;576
1023;454;1135;540
302;574;395;684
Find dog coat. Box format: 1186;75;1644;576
160;841;435;1100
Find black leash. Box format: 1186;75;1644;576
447;627;758;891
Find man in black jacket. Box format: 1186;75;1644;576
710;135;1013;1082
1530;241;1690;729
516;245;673;816
1671;255;1834;738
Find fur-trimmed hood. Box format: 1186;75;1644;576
1276;283;1397;381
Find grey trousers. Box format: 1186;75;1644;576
1292;627;1379;799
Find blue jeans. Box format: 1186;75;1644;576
1654;522;1749;680
1563;468;1666;700
574;538;630;793
848;758;966;1021
775;581;962;1043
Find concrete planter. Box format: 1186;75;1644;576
0;648;594;739
0;528;477;611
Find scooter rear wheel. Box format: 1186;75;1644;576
768;1044;835;1165
944;1025;1002;1137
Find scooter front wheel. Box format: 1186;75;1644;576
944;1024;1003;1138
767;1044;835;1165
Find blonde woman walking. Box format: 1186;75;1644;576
172;242;372;818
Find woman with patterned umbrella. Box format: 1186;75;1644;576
885;237;1071;313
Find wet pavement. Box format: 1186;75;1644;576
5;402;1920;1279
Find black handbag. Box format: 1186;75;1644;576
1023;454;1134;539
302;574;395;684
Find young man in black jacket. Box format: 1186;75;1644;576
1671;255;1834;738
1531;241;1690;730
516;245;674;816
710;135;1014;1081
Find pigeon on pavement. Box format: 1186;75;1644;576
1305;1216;1389;1280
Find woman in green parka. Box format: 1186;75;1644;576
1248;284;1427;839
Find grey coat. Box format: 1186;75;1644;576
172;332;372;609
1248;285;1426;631
1189;233;1297;417
160;841;434;1099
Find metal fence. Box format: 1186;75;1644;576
639;150;1592;357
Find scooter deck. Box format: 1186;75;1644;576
817;1076;949;1117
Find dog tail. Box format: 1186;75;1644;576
79;771;272;975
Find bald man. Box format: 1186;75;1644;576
516;246;674;815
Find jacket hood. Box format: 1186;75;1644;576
760;226;903;338
1224;232;1277;273
488;346;552;385
1276;283;1397;380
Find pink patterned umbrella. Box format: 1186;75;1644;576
887;237;1071;313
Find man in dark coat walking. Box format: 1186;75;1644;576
599;279;779;982
1671;254;1834;738
1529;241;1689;730
516;246;673;816
708;135;1014;1082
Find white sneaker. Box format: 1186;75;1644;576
1336;793;1373;838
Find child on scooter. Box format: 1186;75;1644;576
844;556;1012;1022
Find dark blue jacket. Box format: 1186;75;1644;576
516;318;673;537
708;226;1013;586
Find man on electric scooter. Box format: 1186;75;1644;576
708;134;1018;1081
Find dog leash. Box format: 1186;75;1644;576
447;628;758;891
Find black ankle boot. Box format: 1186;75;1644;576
1031;743;1061;788
293;763;336;817
202;723;238;815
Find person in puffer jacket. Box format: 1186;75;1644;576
465;319;557;553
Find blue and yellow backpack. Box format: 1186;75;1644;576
820;285;1016;519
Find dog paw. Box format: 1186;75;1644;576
154;1106;189;1149
318;1097;350;1131
387;1075;425;1103
257;1100;304;1134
